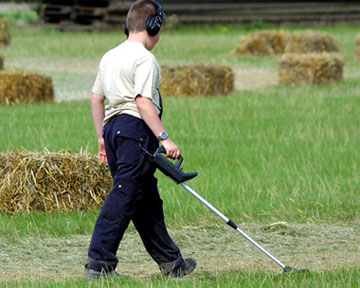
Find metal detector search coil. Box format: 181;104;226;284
145;146;307;274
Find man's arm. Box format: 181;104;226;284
136;95;180;159
90;92;107;162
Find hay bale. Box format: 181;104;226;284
234;30;338;57
284;31;338;54
0;54;3;70
0;18;11;47
160;63;234;97
233;30;289;56
0;151;112;214
357;36;360;60
0;71;54;104
278;53;344;85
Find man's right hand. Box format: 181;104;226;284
135;96;180;159
97;138;108;163
160;138;180;159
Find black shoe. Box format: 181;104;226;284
161;258;197;278
85;267;129;279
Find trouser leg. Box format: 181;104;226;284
132;175;184;270
86;177;140;272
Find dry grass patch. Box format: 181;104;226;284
0;222;359;280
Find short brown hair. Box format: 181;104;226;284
126;0;165;33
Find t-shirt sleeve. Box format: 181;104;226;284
92;68;104;96
134;58;158;99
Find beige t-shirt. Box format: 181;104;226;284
92;40;162;125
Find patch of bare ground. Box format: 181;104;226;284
5;58;99;75
5;58;99;101
0;3;34;11
0;222;359;280
232;65;360;91
232;65;278;91
4;58;360;101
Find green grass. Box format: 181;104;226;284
1;79;359;225
0;9;38;26
1;268;359;288
3;23;360;67
0;101;94;152
0;210;99;239
0;21;360;286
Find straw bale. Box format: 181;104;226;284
0;18;11;47
159;63;234;97
234;30;338;57
278;53;344;85
234;30;289;56
284;31;338;54
0;54;3;70
0;151;112;214
0;71;54;104
357;36;360;60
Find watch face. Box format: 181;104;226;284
159;131;168;140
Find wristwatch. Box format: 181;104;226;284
157;131;169;141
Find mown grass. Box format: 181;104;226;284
1;268;359;288
1;19;360;286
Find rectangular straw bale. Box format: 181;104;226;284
0;150;112;214
0;54;3;70
357;36;360;60
159;63;234;97
0;18;11;47
0;71;54;104
234;30;289;56
278;53;343;85
284;31;338;54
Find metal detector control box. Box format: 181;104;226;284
150;146;198;184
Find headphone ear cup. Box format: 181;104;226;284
124;22;129;37
146;15;162;36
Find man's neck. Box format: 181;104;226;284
127;31;151;50
128;30;157;51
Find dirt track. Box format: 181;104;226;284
0;222;359;280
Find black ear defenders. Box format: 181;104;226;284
124;0;164;37
145;0;164;36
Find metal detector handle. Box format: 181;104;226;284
157;146;183;168
153;146;198;184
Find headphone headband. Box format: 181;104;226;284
124;0;164;37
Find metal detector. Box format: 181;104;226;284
143;146;307;274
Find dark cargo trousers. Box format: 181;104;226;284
86;114;184;273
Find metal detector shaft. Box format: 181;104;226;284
180;182;286;270
146;146;294;271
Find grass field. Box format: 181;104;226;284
0;13;360;287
